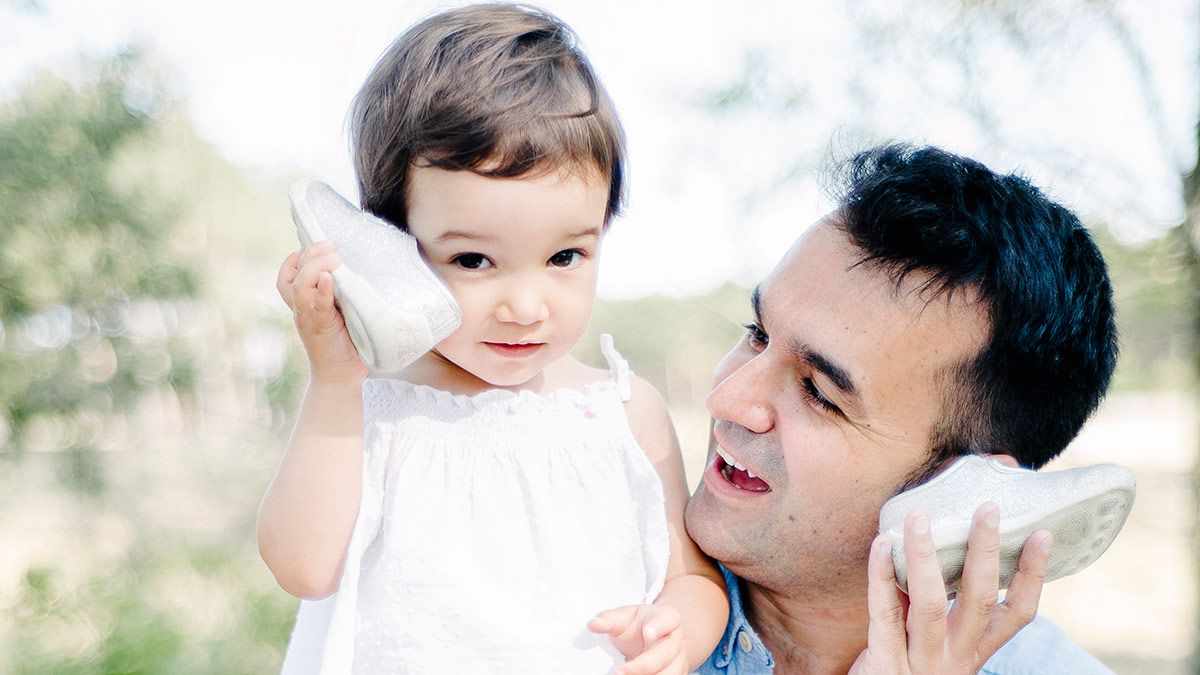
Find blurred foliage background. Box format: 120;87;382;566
1;0;1196;673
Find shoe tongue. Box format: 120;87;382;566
731;467;770;492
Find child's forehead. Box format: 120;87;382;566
414;154;608;185
408;162;608;196
406;165;609;241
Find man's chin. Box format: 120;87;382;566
684;483;759;566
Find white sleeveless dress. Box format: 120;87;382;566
281;336;670;674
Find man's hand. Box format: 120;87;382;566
588;604;688;675
850;502;1052;674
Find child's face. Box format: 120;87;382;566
406;165;609;387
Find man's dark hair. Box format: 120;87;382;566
834;144;1118;469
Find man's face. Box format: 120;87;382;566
684;217;989;597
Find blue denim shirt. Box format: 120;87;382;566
697;566;1113;674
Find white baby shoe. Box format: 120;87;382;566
289;179;461;376
879;455;1135;594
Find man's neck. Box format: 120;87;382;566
743;580;868;674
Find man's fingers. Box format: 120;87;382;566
588;605;639;637
947;502;1001;660
616;630;682;675
862;534;907;668
978;530;1050;655
998;530;1050;626
902;509;949;672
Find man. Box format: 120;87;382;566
687;145;1117;673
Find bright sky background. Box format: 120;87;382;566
4;0;1196;299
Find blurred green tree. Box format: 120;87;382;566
0;43;306;671
701;2;1198;668
0;48;202;493
699;2;1197;393
835;7;1200;669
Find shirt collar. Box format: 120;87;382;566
712;565;774;670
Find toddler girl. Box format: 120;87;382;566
257;4;727;673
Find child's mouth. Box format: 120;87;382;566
483;342;545;357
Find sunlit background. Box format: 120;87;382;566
1;0;1196;672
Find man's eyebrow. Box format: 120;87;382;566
753;283;862;405
793;342;859;400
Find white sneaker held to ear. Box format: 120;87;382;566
879;455;1135;594
289;179;461;376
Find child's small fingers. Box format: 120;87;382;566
293;262;344;335
278;249;301;281
643;608;681;643
276;250;303;306
297;240;336;267
588;606;638;636
294;251;342;293
315;272;336;311
617;632;682;675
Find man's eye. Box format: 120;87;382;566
801;377;843;416
743;323;769;347
451;253;492;270
548;249;584;268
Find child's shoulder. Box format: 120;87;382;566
558;352;672;436
550;354;665;406
555;349;677;460
545;354;620;395
622;375;671;428
621;374;677;464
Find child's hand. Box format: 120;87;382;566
588;604;688;675
276;242;368;384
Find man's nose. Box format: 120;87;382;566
494;282;549;325
706;353;775;434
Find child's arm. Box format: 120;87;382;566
257;242;370;599
589;376;729;674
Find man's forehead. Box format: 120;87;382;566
758;221;989;396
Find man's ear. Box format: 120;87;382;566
985;453;1020;468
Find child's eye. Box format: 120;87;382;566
548;249;584;268
743;323;769;348
451;253;493;270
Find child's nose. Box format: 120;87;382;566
495;285;549;325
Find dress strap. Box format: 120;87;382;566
599;333;633;402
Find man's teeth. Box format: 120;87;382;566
715;446;756;478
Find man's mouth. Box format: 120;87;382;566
483;341;545;357
715;446;771;492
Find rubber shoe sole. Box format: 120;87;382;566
289;179;461;376
879;455;1135;594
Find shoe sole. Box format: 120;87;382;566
289;180;461;374
890;468;1135;594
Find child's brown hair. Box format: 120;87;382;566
350;3;626;230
